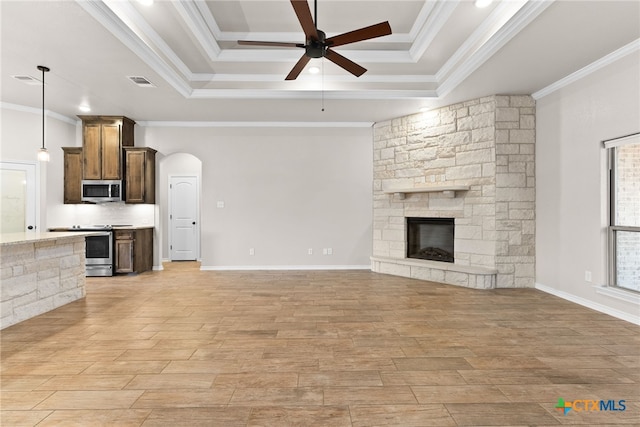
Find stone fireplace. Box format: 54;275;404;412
371;95;535;289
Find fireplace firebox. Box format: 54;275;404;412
406;217;454;263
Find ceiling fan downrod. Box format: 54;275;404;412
314;0;318;29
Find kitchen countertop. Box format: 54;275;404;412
0;231;101;246
47;225;155;232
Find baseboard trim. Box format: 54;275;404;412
535;282;640;325
200;265;371;271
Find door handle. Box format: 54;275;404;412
27;225;34;230
192;221;196;225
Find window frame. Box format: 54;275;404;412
605;133;640;293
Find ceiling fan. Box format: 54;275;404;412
238;0;392;80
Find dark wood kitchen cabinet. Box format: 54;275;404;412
114;227;153;274
62;147;83;204
79;116;134;180
124;147;156;204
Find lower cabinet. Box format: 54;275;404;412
114;228;153;274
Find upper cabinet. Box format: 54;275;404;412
62;147;83;204
79;116;134;180
124;147;156;204
63;115;157;204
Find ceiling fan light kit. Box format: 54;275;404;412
238;0;392;80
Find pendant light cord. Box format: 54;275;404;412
41;68;45;149
37;65;50;150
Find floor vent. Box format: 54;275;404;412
127;76;156;87
12;75;42;85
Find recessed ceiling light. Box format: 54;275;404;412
79;104;91;113
309;66;320;74
475;0;493;8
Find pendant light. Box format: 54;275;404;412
37;65;50;162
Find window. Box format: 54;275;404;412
606;133;640;292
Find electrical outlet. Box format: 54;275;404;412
217;201;225;208
585;270;592;282
327;248;333;255
322;248;328;255
441;174;446;182
249;248;255;256
430;175;436;183
308;248;313;255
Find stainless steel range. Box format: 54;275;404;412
52;225;127;277
80;226;114;277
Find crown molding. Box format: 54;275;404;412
409;0;459;61
407;0;437;42
188;89;437;100
1;102;78;125
223;30;411;44
437;0;553;98
0;102;374;129
436;0;527;82
192;74;437;83
215;49;413;63
136;121;374;128
172;0;221;60
532;38;640;100
78;0;193;98
76;0;551;103
104;0;194;80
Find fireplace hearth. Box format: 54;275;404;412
406;217;454;263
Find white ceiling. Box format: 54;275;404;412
1;0;639;124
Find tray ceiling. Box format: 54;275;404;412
1;0;638;123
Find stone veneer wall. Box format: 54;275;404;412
372;95;535;288
1;236;87;329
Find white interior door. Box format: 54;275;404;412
0;162;37;233
169;175;199;261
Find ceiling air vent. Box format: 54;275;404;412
12;75;42;85
127;76;156;87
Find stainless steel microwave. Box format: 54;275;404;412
81;180;122;203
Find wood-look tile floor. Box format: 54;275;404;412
2;263;639;426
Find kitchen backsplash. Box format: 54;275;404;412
49;202;155;228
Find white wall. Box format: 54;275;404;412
138;125;373;269
0;107;76;229
536;52;640;323
1;107;373;269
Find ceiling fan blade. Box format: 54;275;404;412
285;54;312;80
238;40;304;48
325;48;367;77
291;0;319;41
326;21;392;48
